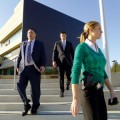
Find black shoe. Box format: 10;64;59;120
66;81;70;90
66;85;69;90
60;91;64;97
30;108;37;115
27;99;31;103
22;104;31;116
30;104;40;115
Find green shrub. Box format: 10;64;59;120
42;67;58;75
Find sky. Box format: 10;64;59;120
0;0;120;65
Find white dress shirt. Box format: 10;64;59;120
61;40;66;50
25;40;35;66
85;39;98;53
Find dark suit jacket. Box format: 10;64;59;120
52;41;74;66
17;40;46;72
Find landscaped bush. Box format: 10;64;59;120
42;67;58;75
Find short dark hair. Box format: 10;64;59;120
60;31;66;34
28;28;36;33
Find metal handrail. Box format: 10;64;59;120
13;56;18;89
0;56;18;89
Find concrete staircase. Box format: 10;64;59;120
0;79;72;114
0;77;120;115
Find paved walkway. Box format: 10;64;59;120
0;113;120;120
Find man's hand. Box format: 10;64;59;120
52;61;57;68
16;68;19;73
40;66;45;73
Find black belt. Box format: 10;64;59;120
25;65;34;68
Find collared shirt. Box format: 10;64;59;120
61;40;66;50
25;39;35;66
85;39;98;53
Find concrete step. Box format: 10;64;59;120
0;88;119;96
0;112;119;120
0;89;72;95
0;102;71;111
0;83;60;89
0;79;59;84
2;101;118;113
0;91;119;111
0;113;120;120
0;95;72;102
0;88;72;95
0;88;118;95
0;114;79;120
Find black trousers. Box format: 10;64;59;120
80;85;107;120
17;66;41;109
57;60;71;92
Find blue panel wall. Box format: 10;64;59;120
22;0;84;66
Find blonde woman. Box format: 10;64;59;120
70;21;117;120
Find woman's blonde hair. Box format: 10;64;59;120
80;21;99;43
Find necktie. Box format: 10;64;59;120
27;42;31;63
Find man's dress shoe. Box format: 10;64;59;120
22;104;31;116
60;91;64;97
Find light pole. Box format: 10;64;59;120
112;60;117;72
99;0;111;82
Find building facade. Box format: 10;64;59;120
0;0;84;75
0;1;23;75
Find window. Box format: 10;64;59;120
1;29;22;47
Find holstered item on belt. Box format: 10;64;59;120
82;71;102;90
82;71;93;88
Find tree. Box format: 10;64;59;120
111;60;120;72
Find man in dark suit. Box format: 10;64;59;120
52;31;74;97
17;28;46;116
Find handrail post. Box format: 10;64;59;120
14;57;17;90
